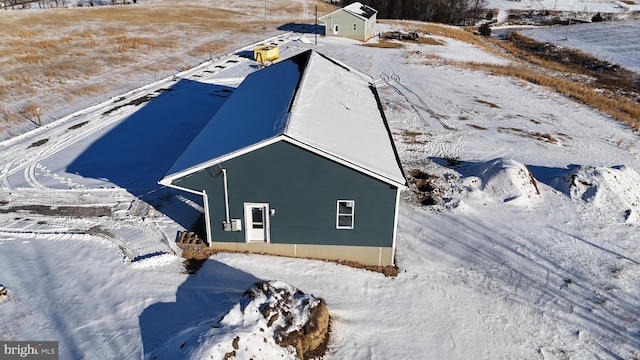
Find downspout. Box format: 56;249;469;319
202;190;213;246
390;187;401;266
222;169;231;224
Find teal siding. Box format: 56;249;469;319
172;141;398;248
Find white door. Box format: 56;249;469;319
244;203;269;242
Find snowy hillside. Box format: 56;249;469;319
1;3;640;360
487;0;640;23
522;20;640;72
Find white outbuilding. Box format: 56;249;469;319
319;2;378;42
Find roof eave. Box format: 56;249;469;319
159;136;285;185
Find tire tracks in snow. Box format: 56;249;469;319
0;32;300;265
378;72;454;131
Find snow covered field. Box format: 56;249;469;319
2;3;640;360
487;0;640;15
521;20;640;72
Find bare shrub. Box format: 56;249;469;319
20;102;42;125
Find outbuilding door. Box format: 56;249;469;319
244;203;270;242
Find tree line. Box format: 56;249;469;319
341;0;489;25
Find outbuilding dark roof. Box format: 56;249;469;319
343;2;377;19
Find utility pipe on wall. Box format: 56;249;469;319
222;169;231;223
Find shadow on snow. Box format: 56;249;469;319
421;157;640;357
139;259;260;358
277;23;325;35
431;157;579;196
67;78;234;229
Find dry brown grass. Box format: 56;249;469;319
475;99;500;108
387;21;640;131
69;83;108;97
363;40;404;49
494;32;639;95
467;62;640;129
385;21;485;48
0;0;325;122
188;40;231;58
418;37;445;46
0;105;18;126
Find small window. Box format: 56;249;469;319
353;23;357;31
333;24;339;34
251;207;264;229
336;200;355;229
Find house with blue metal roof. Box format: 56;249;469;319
160;49;405;266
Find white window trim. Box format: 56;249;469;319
336;200;355;229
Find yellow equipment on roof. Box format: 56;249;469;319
253;45;279;64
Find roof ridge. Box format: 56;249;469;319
283;49;314;135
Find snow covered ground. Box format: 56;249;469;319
487;0;640;23
487;0;640;12
1;6;640;360
521;20;640;72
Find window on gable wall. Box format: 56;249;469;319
353;23;357;31
336;200;355;229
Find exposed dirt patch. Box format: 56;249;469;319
468;124;488;130
278;299;330;360
334;259;399;277
399;129;429;145
68;121;89;130
178;242;399;277
28;139;49;148
498;126;558;143
0;204;112;217
407;168;444;206
475;99;500;108
102;93;155;116
84;225;115;238
363;40;403;49
250;281;330;360
179;244;221;274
